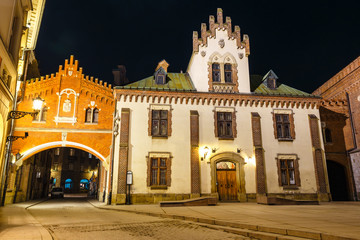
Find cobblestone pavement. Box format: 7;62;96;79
28;198;252;240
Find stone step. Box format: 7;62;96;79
159;197;217;207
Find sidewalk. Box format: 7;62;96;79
90;200;360;240
0;200;52;240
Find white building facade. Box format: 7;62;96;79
112;9;330;204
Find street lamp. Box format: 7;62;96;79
7;96;43;120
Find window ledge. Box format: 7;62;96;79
277;138;294;142
150;185;168;190
282;186;299;190
218;137;234;140
84;122;98;125
151;136;169;139
212;82;236;86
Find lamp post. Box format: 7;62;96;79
1;97;43;206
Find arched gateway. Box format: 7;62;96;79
5;56;114;204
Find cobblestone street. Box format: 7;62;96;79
27;198;250;240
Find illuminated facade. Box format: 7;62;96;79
313;56;360;201
0;0;46;205
6;56;114;204
112;9;330;204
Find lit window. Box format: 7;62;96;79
150;158;167;186
41;107;48;121
276;156;300;188
65;179;73;189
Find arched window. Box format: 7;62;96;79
212;63;221;82
224;63;232;83
85;108;92;123
93;108;99;123
65;179;73;189
41;107;47;121
80;179;90;190
325;128;332;143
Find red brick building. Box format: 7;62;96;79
5;56;114;203
313;56;360;200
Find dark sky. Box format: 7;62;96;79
35;0;360;93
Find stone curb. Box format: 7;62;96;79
87;200;358;240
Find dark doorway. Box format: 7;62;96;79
327;160;349;201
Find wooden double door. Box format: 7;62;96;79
217;169;238;201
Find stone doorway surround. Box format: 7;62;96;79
210;152;246;201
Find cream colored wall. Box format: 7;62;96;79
187;29;250;93
114;97;320;196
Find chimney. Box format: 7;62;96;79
112;65;128;86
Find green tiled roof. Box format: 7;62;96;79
115;73;196;91
250;71;314;97
253;83;313;97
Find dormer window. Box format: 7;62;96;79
212;63;221;82
224;64;232;83
267;77;276;89
156;74;166;85
264;70;278;90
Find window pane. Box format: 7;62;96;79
152;169;158;185
280;160;286;168
281;170;288;185
284;124;290;138
283;114;289;123
212;63;220;82
289;170;295;184
225;112;232;120
275;114;282;123
212;63;220;70
152;120;159;135
218;112;224;120
160;120;167;135
85;109;91;122
152;158;158;167
226;122;232;136
288;160;294;168
224;64;232;70
93;109;99;123
160;169;166;185
152;110;160;119
277;124;283;138
160;110;168;119
160;158;166;167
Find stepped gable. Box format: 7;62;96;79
24;56;114;102
192;8;250;56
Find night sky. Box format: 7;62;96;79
35;0;360;93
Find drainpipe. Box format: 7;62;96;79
346;92;358;201
108;99;118;204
